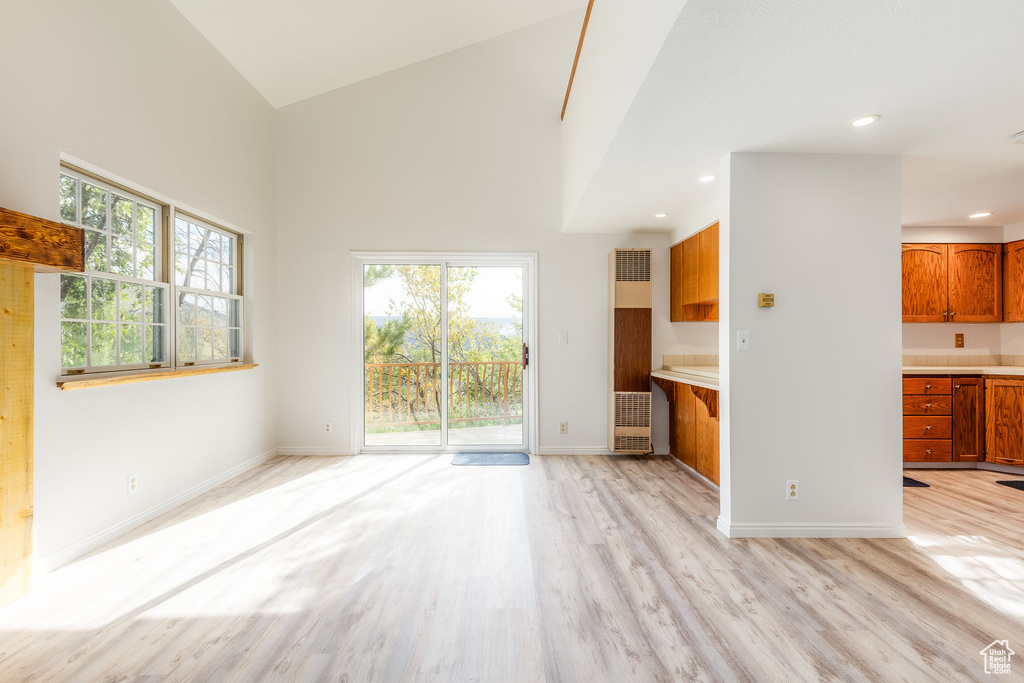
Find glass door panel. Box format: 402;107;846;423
446;266;524;446
363;264;442;447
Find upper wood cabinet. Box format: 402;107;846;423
670;222;718;322
1003;240;1024;322
902;243;1001;322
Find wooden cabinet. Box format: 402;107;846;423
952;377;984;461
984;378;1024;466
1003;240;1024;321
902;376;953;462
902;243;1001;322
670;222;718;322
653;377;719;484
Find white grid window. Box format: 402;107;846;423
59;170;169;372
174;216;243;364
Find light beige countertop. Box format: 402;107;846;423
651;366;719;390
902;366;1024;376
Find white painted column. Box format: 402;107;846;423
718;152;905;538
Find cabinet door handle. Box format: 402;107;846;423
925;384;932;389
926;403;932;408
926;449;932;454
955;384;961;389
950;312;956;320
925;425;932;430
944;311;949;321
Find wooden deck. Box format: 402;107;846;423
364;424;523;446
0;458;1021;681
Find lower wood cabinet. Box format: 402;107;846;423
653;377;719;485
985;378;1024;466
903;375;984;463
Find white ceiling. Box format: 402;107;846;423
565;0;1024;233
167;0;587;108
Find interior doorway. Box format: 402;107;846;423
353;253;536;453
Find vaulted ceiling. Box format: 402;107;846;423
167;0;587;108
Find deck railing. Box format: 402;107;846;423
364;361;523;430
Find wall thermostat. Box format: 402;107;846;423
758;293;775;307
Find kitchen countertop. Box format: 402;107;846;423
902;366;1024;376
650;366;719;390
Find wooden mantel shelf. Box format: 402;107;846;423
0;206;84;273
57;363;258;391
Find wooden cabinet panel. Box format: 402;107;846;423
681;235;699;307
985;379;1024;465
902;395;952;415
670;242;683;322
902;378;952;395
613;308;652;392
903;416;952;439
948;244;1001;322
952;377;984;461
697;222;718;304
677;383;697;469
695;395;719;485
903;439;953;462
902;244;947;322
1003;240;1024;322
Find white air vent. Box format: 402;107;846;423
615;249;651;283
614;435;651;453
614;392;651;428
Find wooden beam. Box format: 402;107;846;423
0;262;34;607
561;0;595;121
0;206;84;273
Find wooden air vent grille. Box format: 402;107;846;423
615;249;651;282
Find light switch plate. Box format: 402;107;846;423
737;330;750;350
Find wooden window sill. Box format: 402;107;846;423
56;363;258;391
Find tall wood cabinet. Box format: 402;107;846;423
670;222;718;322
985;378;1024;466
902;243;1001;322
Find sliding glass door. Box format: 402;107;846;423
360;257;529;451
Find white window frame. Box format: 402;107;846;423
58;157;250;377
172;213;244;367
59;168;171;374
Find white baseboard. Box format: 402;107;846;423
905;461;1024;476
276;447;350;456
535;447;614;455
717;517;907;539
37;448;280;575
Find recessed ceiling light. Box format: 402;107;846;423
699;175;716;183
654;213;668;218
850;115;880;127
969;212;993;219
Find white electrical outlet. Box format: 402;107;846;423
558;331;568;345
325;423;332;433
559;421;568;434
128;474;138;495
786;480;798;500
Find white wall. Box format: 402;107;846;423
0;0;278;570
561;0;688;229
275;14;668;456
719;153;905;537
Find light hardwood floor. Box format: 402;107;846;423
1;457;1022;682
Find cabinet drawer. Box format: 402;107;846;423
903;378;952;395
903;416;952;439
903;396;953;415
903;439;953;462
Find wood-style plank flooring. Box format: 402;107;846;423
1;457;1023;681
